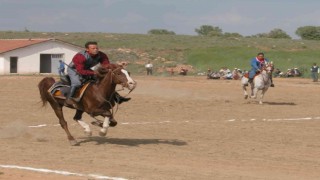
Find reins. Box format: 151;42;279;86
260;65;272;85
99;67;134;118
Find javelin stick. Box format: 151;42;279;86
62;61;81;76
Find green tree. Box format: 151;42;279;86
295;26;320;40
250;29;291;39
268;28;291;39
148;29;176;35
195;25;222;36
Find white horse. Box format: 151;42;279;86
241;63;273;104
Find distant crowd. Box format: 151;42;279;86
142;60;320;83
273;68;302;78
206;66;305;80
206;67;243;80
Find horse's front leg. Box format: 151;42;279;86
73;110;92;136
99;116;110;137
259;88;268;104
251;87;258;99
242;85;248;99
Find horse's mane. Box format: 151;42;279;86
95;64;122;79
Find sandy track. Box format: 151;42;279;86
1;75;320;180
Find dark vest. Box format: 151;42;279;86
79;51;102;70
311;66;319;72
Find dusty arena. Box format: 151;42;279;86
1;75;320;180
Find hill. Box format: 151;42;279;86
1;31;320;77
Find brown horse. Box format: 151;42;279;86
38;64;136;145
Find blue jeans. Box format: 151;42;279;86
67;68;81;88
249;68;258;79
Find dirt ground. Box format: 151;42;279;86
1;75;320;180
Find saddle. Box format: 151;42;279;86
48;75;92;100
243;71;261;79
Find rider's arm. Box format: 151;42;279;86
250;59;259;69
73;54;95;75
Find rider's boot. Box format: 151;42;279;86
114;92;131;104
248;78;253;83
247;78;254;87
65;86;80;106
270;77;275;87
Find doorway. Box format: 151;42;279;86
10;57;18;73
40;54;64;74
40;54;51;73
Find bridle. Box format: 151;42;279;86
101;66;134;118
260;64;272;84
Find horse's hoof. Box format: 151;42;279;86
69;140;79;146
109;119;117;127
84;131;92;137
244;95;248;99
99;131;107;137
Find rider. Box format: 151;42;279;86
65;41;131;106
248;52;275;87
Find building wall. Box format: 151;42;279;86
0;41;82;74
0;57;4;73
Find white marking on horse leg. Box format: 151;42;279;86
251;88;258;99
77;120;92;136
259;89;267;104
99;117;110;136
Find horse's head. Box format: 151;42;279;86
262;62;274;75
96;64;136;91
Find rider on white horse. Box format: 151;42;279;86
248;52;275;87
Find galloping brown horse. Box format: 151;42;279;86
38;64;136;145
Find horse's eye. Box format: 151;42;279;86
128;72;131;76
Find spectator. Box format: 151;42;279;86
232;68;241;80
207;68;212;79
58;60;65;76
225;72;233;79
311;63;319;82
145;61;153;75
285;68;294;77
293;68;301;77
179;67;188;75
273;68;282;77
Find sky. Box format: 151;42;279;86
1;0;320;39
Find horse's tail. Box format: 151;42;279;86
38;77;55;107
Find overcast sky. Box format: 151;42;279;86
1;0;320;39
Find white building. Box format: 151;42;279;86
0;39;83;75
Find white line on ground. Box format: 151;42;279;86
0;164;127;180
26;116;320;129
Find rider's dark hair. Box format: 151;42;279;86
257;52;264;56
85;41;98;48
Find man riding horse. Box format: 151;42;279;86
65;41;131;106
248;52;275;87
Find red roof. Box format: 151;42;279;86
0;39;79;54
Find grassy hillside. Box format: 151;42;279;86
1;31;320;77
